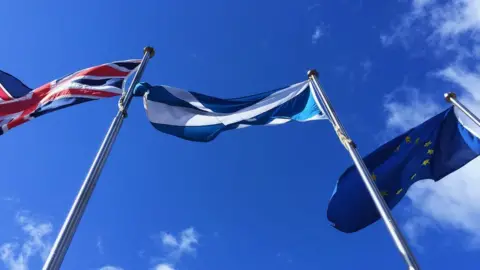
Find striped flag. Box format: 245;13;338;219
133;80;327;142
0;60;140;135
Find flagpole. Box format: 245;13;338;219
445;92;480;128
42;47;155;270
307;70;420;270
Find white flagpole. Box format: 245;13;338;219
445;92;480;128
307;70;420;270
42;47;155;270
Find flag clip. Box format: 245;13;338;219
118;91;128;117
334;125;356;149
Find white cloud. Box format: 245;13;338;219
383;86;441;133
380;8;426;48
2;197;18;202
402;216;436;251
97;236;104;255
438;64;480;101
382;0;480;49
150;227;199;270
0;212;53;270
99;266;124;270
160;227;199;261
154;263;175;270
311;25;324;44
161;234;178;248
406;161;480;244
413;0;435;11
361;59;372;81
432;0;480;37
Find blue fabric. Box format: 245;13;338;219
134;83;278;114
327;107;480;233
0;70;32;98
134;81;326;142
30;97;93;118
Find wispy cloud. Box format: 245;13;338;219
402;216;436;251
431;0;480;38
311;25;325;44
307;3;321;12
438;64;480;101
160;227;199;261
406;165;480;247
379;0;435;48
412;0;435;11
154;263;175;270
380;13;422;48
99;266;124;270
151;227;199;270
383;86;441;133
382;0;480;49
275;252;293;264
2;197;19;203
97;227;200;270
0;212;53;270
361;59;372;81
97;236;104;255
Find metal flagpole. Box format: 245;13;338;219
43;47;155;270
307;70;420;270
445;92;480;128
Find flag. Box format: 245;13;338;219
133;80;327;142
327;107;480;233
0;60;141;135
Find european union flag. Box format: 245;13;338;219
327;107;480;233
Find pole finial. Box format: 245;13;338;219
444;92;456;103
144;46;155;58
307;69;318;78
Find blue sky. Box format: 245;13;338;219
1;0;480;269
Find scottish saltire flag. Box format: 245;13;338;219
133;80;327;142
327;107;480;233
0;60;141;135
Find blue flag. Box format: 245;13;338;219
134;80;327;142
327;107;480;233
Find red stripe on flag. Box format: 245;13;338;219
6;105;37;131
65;64;133;80
0;83;51;117
0;96;36;117
40;88;120;104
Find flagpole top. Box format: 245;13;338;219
444;92;456;103
144;46;155;58
307;69;318;78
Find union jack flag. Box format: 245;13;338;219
0;59;141;135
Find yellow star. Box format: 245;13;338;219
406;136;411;143
380;191;388;197
424;141;432;147
410;173;417;180
396;188;403;195
427;149;434;155
422;159;430;166
415;138;420;144
372;173;377;181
